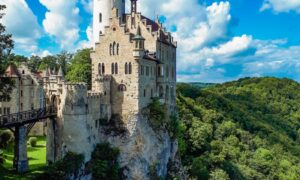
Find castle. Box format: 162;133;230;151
3;0;178;178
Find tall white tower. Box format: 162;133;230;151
93;0;125;45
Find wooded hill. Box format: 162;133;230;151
176;77;300;179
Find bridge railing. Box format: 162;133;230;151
0;106;57;127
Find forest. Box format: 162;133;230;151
176;77;300;179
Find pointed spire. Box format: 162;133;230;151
132;25;145;40
57;66;64;77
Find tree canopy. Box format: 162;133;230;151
0;5;14;100
177;77;300;179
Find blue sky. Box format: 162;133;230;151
2;0;300;82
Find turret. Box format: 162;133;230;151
132;25;145;58
93;0;125;45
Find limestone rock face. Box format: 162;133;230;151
99;114;177;180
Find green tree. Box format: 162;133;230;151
66;48;92;88
38;55;58;71
0;5;14;100
57;51;72;75
90;143;120;180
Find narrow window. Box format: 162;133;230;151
102;63;105;74
21;90;23;97
144;89;146;97
125;63;128;74
115;63;118;74
0;108;2;115
117;44;119;55
113;42;116;55
110;44;112;55
129;63;132;74
99;13;102;23
111;63;115;74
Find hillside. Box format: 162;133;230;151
176;77;300;179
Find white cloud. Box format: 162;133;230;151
260;0;300;13
39;0;81;50
80;0;93;14
1;0;42;53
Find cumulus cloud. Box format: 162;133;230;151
1;0;42;53
39;0;81;49
260;0;300;13
80;0;93;14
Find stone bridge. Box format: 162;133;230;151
0;106;57;173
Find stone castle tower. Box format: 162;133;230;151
91;0;177;118
93;0;125;44
42;0;179;178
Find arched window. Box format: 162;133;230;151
99;13;102;23
129;63;132;74
115;63;118;74
98;63;102;75
125;63;128;74
111;63;115;74
102;63;105;74
117;43;119;55
110;44;112;55
118;84;127;92
113;42;116;55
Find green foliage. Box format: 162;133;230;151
177;77;300;179
36;152;84;180
167;114;180;139
209;168;230;180
28;137;37;147
147;98;166;130
90;143;121;180
66;48;92;89
0;5;14;100
0;130;14;148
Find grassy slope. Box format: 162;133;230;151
0;136;46;180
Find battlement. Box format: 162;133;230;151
66;83;87;91
87;91;103;99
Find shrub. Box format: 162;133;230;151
34;152;84;180
28;137;37;147
0;130;14;148
90;143;120;180
147;98;166;130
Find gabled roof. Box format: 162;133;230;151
141;15;160;32
5;64;20;77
